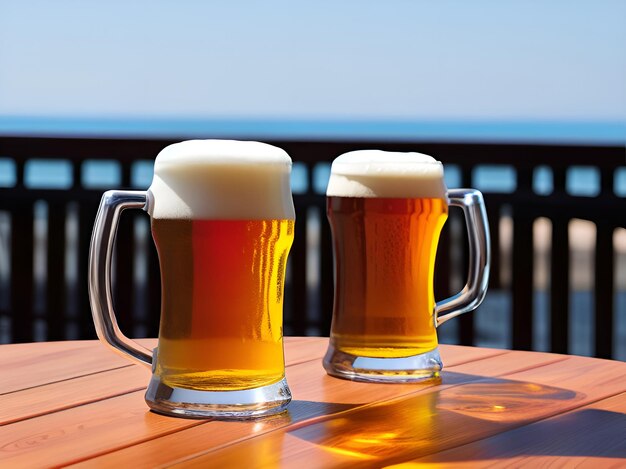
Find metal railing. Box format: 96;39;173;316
0;136;624;358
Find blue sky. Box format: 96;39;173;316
0;1;624;140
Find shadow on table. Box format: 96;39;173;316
286;372;626;466
416;407;626;465
284;400;361;423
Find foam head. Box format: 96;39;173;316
148;140;295;220
326;150;447;199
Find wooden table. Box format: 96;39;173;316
1;338;625;467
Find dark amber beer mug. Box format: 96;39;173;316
323;150;490;382
89;140;295;418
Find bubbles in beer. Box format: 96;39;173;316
326;150;447;199
148;140;296;391
148;139;295;220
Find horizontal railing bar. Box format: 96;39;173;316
1;136;624;166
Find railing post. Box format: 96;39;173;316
78;200;100;339
485;202;501;289
511;167;534;350
46;201;66;340
10;203;34;342
512;209;534;350
594;221;614;359
550;167;569;354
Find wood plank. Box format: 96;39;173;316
171;354;626;468
71;349;525;467
0;391;200;468
0;341;137;394
503;354;626;397
284;336;309;343
441;344;510;368
6;341;613;468
0;366;151;425
0;338;307;396
280;337;328;365
1;345;499;468
0;340;329;467
438;348;565;378
413;392;626;467
0;339;326;426
69;398;333;469
282;349;539;408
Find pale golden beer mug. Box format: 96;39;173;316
89;140;295;418
323;150;490;382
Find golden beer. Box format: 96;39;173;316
145;140;296;395
153;218;294;391
327;196;448;358
90;139;297;417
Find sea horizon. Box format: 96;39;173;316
1;116;625;195
1;115;625;146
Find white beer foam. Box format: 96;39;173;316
326;150;447;199
148;140;295;220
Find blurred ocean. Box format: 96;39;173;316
1;117;625;194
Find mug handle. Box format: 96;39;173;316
435;188;491;326
89;190;153;367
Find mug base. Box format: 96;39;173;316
144;376;291;419
323;343;443;383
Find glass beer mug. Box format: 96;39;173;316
323;150;490;382
89;140;295;418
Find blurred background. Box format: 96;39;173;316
1;1;625;358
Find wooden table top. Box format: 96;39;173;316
1;337;625;468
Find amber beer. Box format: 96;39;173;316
324;150;453;380
327;196;447;358
147;140;295;392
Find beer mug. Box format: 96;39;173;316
89;140;296;418
323;150;490;382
